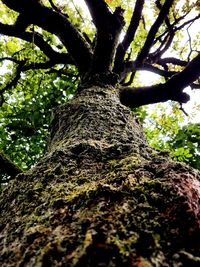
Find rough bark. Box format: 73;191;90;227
0;86;200;266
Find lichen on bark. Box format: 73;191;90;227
0;86;200;266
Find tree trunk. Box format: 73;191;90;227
0;85;200;266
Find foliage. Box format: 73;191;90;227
0;68;78;172
168;123;200;169
140;103;200;170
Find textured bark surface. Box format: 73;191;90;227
0;86;200;266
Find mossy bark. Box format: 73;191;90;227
0;86;200;266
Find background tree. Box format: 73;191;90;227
0;0;200;266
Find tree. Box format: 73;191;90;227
0;0;200;266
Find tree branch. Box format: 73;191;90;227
24;32;74;64
156;57;187;67
0;54;73;72
2;0;93;74
120;53;200;108
153;13;200;49
0;20;74;65
176;14;200;32
0;151;22;179
48;0;61;13
150;14;200;63
165;53;200;92
0;54;75;105
148;30;175;63
0;57;22;65
139;63;176;78
21;61;66;71
123;61;176;79
191;82;200;89
84;0;112;28
122;0;174;85
114;0;145;73
0;12;30;35
84;0;125;74
136;0;174;64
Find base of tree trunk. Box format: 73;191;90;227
1;86;200;266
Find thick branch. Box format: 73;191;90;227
122;0;174;85
114;0;145;73
22;61;66;71
0;13;30;34
156;57;187;67
136;0;174;64
21;32;74;63
120;53;200;108
48;0;61;13
0;57;22;65
148;31;175;62
165;53;200;90
84;1;125;74
84;0;112;28
2;0;92;74
0;21;74;64
0;54;74;103
123;61;176;79
139;64;176;77
0;54;73;72
0;151;22;179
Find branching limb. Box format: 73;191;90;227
0;21;74;64
153;12;200;46
0;151;22;179
146;0;175;62
148;31;175;63
136;0;174;64
0;53;75;105
84;0;112;29
139;63;176;78
2;0;92;74
176;14;200;32
114;0;145;73
151;14;200;63
156;57;187;67
191;82;200;89
123;60;176;80
84;0;125;74
120;53;200;108
123;0;174;85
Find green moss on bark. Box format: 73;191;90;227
0;86;200;266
